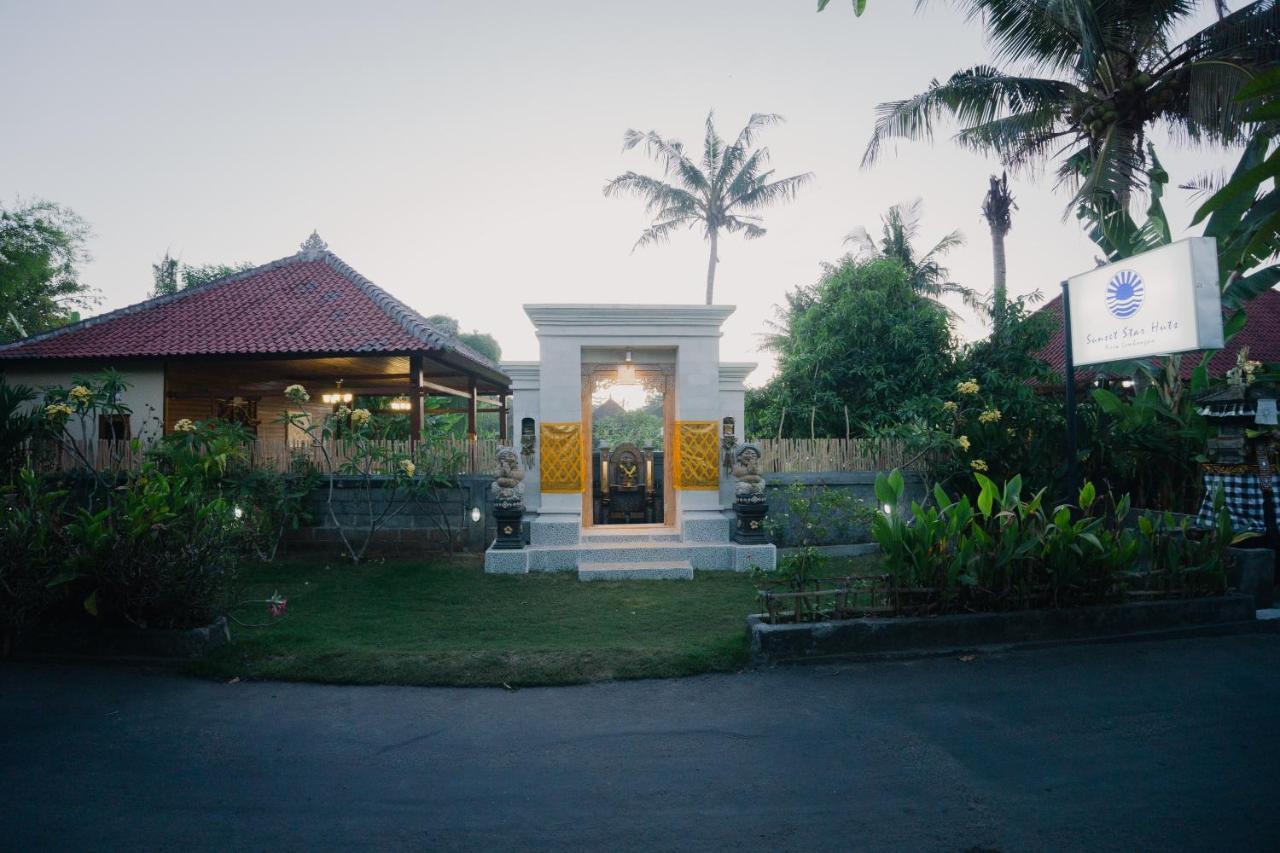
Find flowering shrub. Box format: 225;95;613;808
279;384;461;563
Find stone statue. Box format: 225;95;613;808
730;442;768;544
731;443;766;501
491;446;525;550
492;446;525;508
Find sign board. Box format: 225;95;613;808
1065;237;1223;367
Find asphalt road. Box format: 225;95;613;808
3;635;1280;852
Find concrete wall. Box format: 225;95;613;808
3;359;165;442
288;475;496;555
284;469;922;554
765;471;927;548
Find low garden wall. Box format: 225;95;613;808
749;594;1262;664
765;471;926;548
287;475;497;555
285;470;919;554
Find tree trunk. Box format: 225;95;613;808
990;226;1008;333
705;229;719;305
981;173;1015;337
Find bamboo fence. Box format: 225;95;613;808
749;437;918;473
28;436;912;476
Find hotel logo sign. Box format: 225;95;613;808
1066;238;1222;368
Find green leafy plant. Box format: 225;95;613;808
871;468;1237;615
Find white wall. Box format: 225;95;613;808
2;360;165;443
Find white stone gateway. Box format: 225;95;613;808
484;304;776;577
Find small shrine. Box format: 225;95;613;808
484;304;776;578
1196;348;1279;554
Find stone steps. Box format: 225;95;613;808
577;560;694;582
578;531;682;544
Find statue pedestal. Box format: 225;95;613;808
492;502;525;550
731;495;769;544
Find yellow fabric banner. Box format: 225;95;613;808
539;422;585;493
673;420;720;490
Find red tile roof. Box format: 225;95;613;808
1034;287;1280;380
0;235;506;384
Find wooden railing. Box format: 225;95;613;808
27;436;915;477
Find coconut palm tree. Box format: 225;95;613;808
844;200;983;318
604;112;812;304
981;172;1016;333
863;1;1280;212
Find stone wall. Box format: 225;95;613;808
287;475;496;556
286;470;920;554
764;471;926;548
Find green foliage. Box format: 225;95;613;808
0;470;64;652
425;314;502;362
0;372;322;649
1192;68;1280;311
862;2;1280;212
0;377;44;482
0;198;96;343
871;469;1233;614
150;252;255;296
592;396;663;449
895;296;1063;490
750;256;956;437
282;395;465;563
817;0;867;13
844;199;983;317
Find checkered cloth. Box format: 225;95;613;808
1196;470;1279;532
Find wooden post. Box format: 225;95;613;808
409;353;423;445
467;379;478;473
467;379;478;441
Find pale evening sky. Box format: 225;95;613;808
1;1;1233;383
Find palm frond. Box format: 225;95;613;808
862;66;1075;167
602;172;704;217
732;172;814;211
633;215;699;251
621;129;709;193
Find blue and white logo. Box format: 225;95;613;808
1105;269;1144;319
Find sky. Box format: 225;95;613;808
1;0;1236;384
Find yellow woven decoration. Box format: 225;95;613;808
673;420;720;490
540;422;585;493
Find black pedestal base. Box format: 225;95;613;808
492;504;525;549
732;497;769;544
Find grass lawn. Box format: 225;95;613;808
193;556;769;688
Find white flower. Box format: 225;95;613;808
350;408;372;427
284;384;310;404
174;418;197;433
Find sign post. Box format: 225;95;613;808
1061;237;1223;497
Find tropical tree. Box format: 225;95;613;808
603;112;812;304
862;1;1280;212
0;199;96;344
980;172;1017;333
751;257;957;437
150;252;255;297
844;200;983;318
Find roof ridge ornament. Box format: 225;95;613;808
298;231;328;259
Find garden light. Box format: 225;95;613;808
882;503;892;515
470;506;482;523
